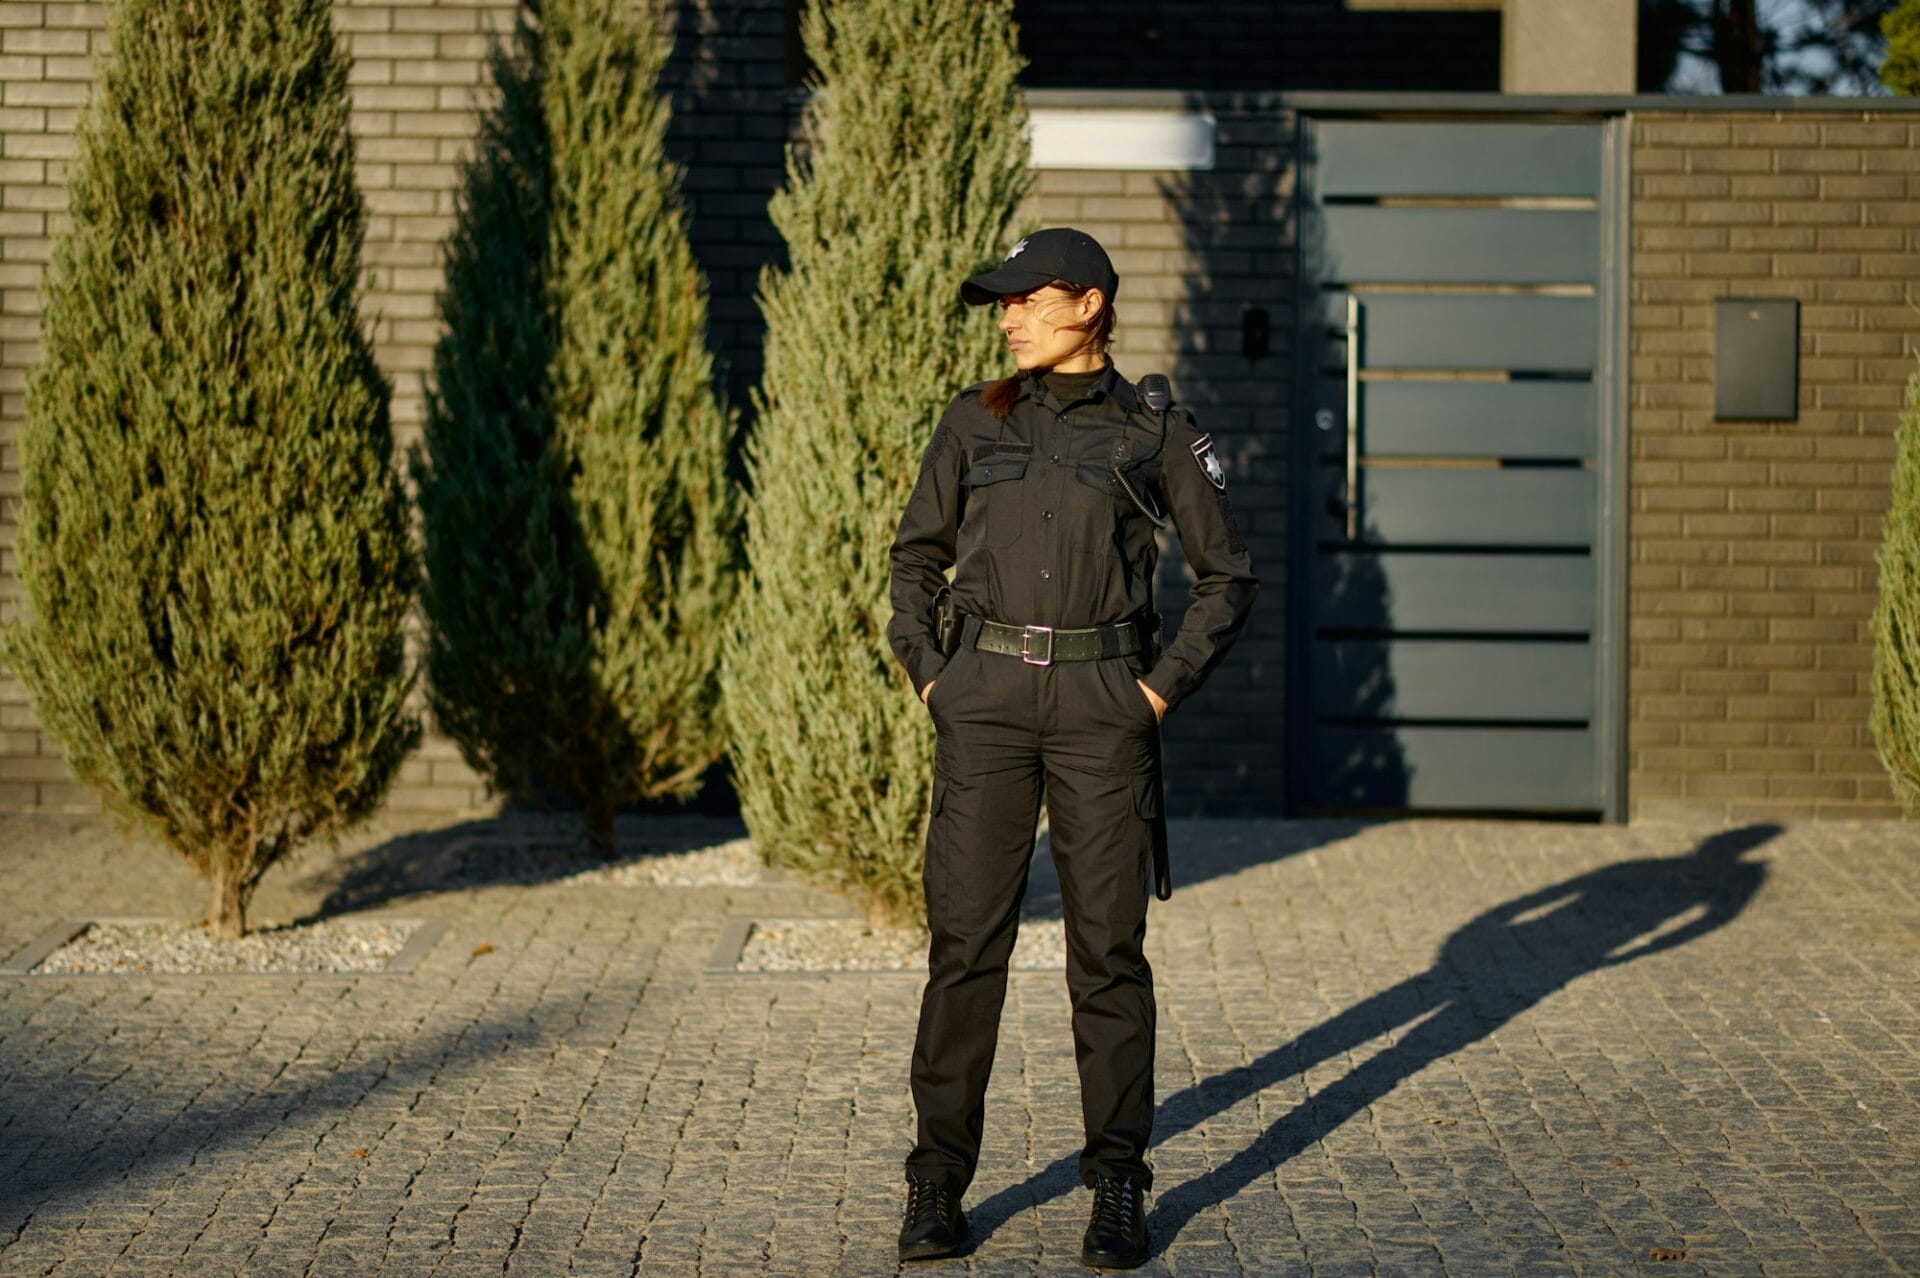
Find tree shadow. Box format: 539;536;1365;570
0;985;583;1225
1149;98;1297;816
1151;100;1411;816
967;823;1776;1250
302;809;749;918
660;0;793;410
416;4;734;855
1017;818;1368;924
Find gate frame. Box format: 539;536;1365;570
1284;105;1632;821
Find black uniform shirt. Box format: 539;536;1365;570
888;363;1259;712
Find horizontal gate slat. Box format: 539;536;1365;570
1322;381;1598;459
1315;122;1602;199
1315;552;1595;632
1309;726;1598;809
1320;467;1595;547
1312;640;1593;720
1320;207;1598;285
1317;293;1598;371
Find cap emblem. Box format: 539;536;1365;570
1005;238;1028;261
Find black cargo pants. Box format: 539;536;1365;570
907;638;1163;1194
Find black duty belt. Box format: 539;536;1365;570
962;614;1143;666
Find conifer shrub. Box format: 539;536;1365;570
416;0;738;856
1883;0;1920;94
3;0;418;939
726;0;1029;925
1870;359;1920;805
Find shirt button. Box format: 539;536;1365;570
1040;569;1051;580
1043;510;1054;519
1050;454;1060;464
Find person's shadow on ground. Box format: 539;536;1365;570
967;822;1776;1257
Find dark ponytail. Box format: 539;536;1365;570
982;375;1022;418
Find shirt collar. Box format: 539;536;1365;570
1021;361;1134;411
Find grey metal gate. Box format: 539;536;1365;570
1288;116;1626;816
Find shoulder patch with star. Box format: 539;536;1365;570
1190;433;1226;490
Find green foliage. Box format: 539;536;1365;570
1871;358;1920;805
2;0;418;938
416;0;737;855
1639;0;1897;94
726;0;1028;925
1881;0;1920;93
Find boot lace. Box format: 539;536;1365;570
1090;1175;1137;1233
905;1176;951;1228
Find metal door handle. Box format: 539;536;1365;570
1344;294;1361;541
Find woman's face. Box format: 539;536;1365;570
997;284;1104;372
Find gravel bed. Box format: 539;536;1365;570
739;918;1067;972
559;837;763;888
32;919;419;975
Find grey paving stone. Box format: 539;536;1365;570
3;815;1920;1275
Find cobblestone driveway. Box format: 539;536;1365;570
2;812;1917;1276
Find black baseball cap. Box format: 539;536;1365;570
960;227;1118;306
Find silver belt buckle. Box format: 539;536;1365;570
1020;624;1054;666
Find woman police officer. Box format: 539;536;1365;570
887;227;1258;1268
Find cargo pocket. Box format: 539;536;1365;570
1131;771;1170;901
1129;772;1162;823
961;448;1030;547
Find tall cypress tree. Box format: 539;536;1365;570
727;0;1028;924
2;0;418;938
416;0;737;857
1871;361;1920;805
1883;0;1920;92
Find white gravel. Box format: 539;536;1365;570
738;918;1067;972
559;837;764;888
32;919;418;975
27;832;1057;974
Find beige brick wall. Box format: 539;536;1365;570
1628;110;1920;821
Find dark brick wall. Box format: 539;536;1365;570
659;0;791;405
1012;0;1500;91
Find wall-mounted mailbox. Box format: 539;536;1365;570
1714;297;1799;422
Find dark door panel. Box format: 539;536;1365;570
1316;121;1603;198
1312;639;1594;721
1321;207;1599;286
1309;726;1599;809
1339;382;1598;460
1313;552;1595;633
1313;292;1599;370
1291;117;1620;816
1317;467;1595;548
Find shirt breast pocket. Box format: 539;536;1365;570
961;450;1029;548
1066;463;1126;551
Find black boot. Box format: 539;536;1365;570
1082;1175;1148;1269
898;1174;967;1261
